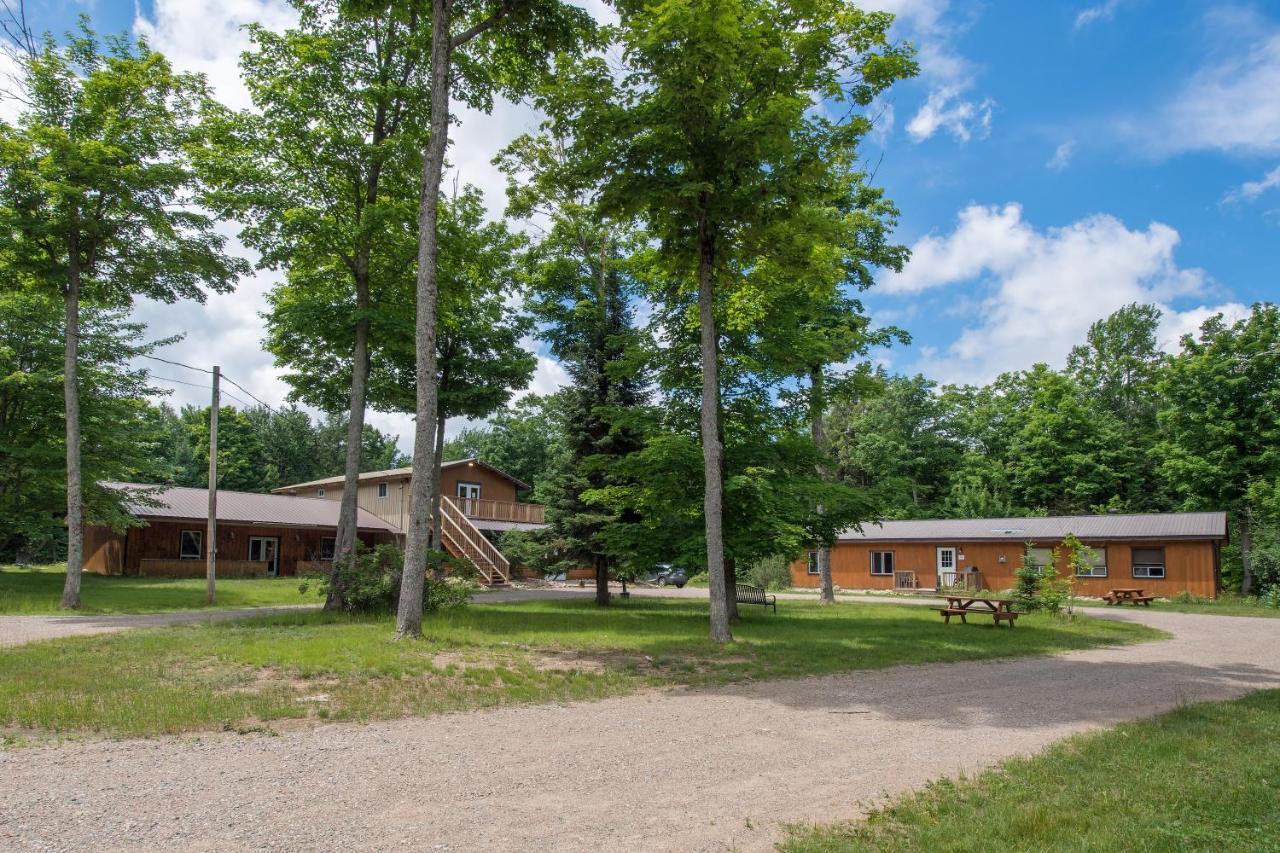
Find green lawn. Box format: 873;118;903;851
781;689;1280;852
1143;593;1280;619
0;564;317;614
0;597;1160;740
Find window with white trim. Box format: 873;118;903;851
870;550;895;576
377;482;388;498
1027;547;1055;570
317;487;325;497
1132;547;1165;578
1076;546;1108;577
180;530;202;560
806;551;819;575
319;537;336;561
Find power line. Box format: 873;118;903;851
137;353;214;374
149;374;212;391
219;373;277;413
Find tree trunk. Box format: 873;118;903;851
810;367;835;605
60;258;83;610
595;554;610;606
697;213;732;643
329;296;371;611
1240;509;1254;596
396;0;452;639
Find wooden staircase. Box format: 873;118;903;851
438;496;510;586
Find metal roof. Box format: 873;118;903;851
271;458;530;493
105;483;399;532
838;512;1228;542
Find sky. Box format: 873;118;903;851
10;0;1280;453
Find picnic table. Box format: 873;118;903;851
935;596;1021;627
1104;587;1155;606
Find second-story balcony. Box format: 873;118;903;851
453;497;545;526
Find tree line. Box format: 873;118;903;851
7;0;1272;643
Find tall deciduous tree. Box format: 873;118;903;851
0;22;245;607
544;0;914;641
200;0;431;609
0;290;171;562
393;0;594;638
1158;303;1280;594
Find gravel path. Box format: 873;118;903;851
2;605;1278;852
0;606;318;648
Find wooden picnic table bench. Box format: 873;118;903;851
1104;588;1155;606
735;583;777;613
934;596;1021;627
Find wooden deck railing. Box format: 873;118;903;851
454;498;545;524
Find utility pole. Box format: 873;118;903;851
206;365;220;606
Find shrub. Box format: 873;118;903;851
747;554;794;591
1012;545;1043;611
300;543;477;614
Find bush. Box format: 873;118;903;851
300;543;477;614
1012;546;1043;612
747;555;794;591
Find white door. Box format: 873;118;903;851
249;536;280;577
936;546;956;588
456;482;481;515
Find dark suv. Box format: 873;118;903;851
647;564;689;588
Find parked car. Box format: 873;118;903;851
647;564;689;588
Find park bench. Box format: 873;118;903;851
934;596;1020;628
735;583;777;613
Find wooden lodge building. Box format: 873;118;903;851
84;459;546;585
84;483;398;578
790;512;1228;598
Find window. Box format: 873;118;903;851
1027;548;1055;570
870;550;895;576
377;482;389;498
1076;546;1108;577
319;537;336;561
806;551;819;575
180;530;202;560
1132;547;1166;578
317;487;325;497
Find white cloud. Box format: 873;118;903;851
885;203;1223;383
1074;0;1124;30
1222;165;1280;204
1156;302;1251;352
1136;10;1280;156
905;85;993;143
1046;140;1075;171
874;0;995;144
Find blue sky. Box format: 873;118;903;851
13;0;1280;444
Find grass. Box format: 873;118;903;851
0;596;1160;740
0;564;317;614
780;689;1280;852
1144;592;1280;619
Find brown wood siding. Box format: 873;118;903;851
83;525;123;574
104;519;392;577
790;538;1220;598
292;465;521;531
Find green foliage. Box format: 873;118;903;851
745;555;794;591
144;403;408;493
443;394;570;499
0;292;171;561
299;543;475;614
0;20;247;309
1012;545;1045;612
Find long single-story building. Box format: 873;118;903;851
84;483;398;578
789;512;1228;598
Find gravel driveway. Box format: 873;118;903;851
2;604;1278;851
